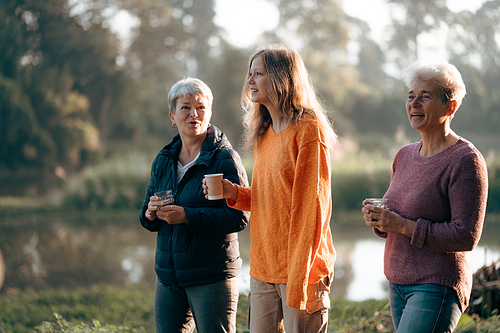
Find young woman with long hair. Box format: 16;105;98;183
205;44;337;333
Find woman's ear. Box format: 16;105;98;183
446;100;458;116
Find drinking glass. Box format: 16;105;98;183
365;198;388;209
155;190;174;207
365;198;387;222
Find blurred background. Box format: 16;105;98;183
1;0;500;330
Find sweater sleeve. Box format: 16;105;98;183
286;139;332;310
184;149;250;235
410;152;488;252
227;185;252;211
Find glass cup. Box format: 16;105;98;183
365;198;387;222
155;190;174;207
365;198;388;209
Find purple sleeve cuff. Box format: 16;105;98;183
410;218;428;248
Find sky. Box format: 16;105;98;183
214;0;279;48
214;0;487;50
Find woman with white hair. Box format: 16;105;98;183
140;78;249;333
362;61;488;332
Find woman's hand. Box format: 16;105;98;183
145;195;162;221
146;195;186;224
156;204;187;224
361;200;415;237
202;178;238;200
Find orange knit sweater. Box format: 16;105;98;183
230;116;336;310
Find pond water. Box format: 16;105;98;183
1;210;499;301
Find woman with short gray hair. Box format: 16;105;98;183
362;61;488;333
140;77;249;333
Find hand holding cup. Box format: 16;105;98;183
203;174;224;200
362;198;388;223
146;190;174;220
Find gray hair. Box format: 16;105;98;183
167;78;213;114
403;61;466;109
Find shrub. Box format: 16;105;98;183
58;152;151;210
455;312;500;333
41;149;500;214
332;170;391;212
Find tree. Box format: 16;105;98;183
447;0;500;135
122;0;223;141
0;0;128;171
268;0;350;56
204;43;251;150
256;0;366;136
386;0;451;67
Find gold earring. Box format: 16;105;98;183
172;123;177;128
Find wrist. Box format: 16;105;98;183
402;218;415;237
233;183;238;200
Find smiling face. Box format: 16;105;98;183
247;55;272;108
406;79;455;133
170;94;211;139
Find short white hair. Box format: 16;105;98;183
167;78;213;114
403;61;466;109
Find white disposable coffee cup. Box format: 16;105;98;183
205;173;224;200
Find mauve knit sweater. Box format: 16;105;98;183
376;138;488;312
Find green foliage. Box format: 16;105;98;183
328;299;394;332
205;44;252;149
25;144;500;215
122;0;222;142
0;0;127;171
486;162;500;214
35;313;145;333
455;312;500;333
0;288;392;333
2;286;500;333
332;170;391;212
271;0;350;53
2;0;500;184
2;1;500;214
0;286;154;333
58;151;152;210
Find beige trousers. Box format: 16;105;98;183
248;276;331;333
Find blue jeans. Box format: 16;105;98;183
154;276;239;333
389;282;462;333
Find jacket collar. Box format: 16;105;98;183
160;125;231;166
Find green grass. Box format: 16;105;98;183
0;286;390;333
0;286;154;333
1;286;499;333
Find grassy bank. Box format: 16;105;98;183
2;146;499;217
1;286;499;333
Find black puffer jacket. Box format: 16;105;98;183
139;125;249;287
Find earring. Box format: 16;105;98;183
172;123;177;128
